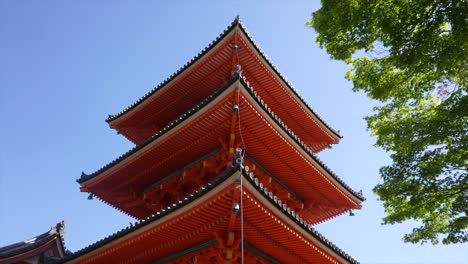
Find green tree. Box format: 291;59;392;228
308;0;467;244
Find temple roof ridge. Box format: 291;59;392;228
105;18;239;123
66;166;240;263
235;20;342;139
79;73;364;202
78;74;240;184
105;16;342;139
241;168;359;264
0;221;67;259
67;167;359;264
239;75;365;201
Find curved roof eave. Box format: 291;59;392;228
106;17;342;141
238;76;364;202
79;73;364;204
0;221;67;260
105;18;240;125
78;74;240;185
66;167;359;264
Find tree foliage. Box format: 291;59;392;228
308;0;467;244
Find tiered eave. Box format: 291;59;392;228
74;17;364;264
106;17;341;153
67;168;359;264
78;74;364;223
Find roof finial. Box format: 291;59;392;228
234;15;241;24
235;64;242;74
232;147;244;167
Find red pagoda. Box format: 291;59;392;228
64;17;364;263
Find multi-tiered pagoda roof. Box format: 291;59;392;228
69;17;364;263
105;17;341;152
65;168;360;263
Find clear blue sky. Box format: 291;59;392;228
0;1;466;263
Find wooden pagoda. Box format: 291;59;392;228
64;17;364;264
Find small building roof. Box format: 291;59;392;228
0;221;67;263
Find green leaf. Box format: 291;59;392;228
308;0;468;244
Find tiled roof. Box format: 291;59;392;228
105;16;341;139
105;18;238;123
64;167;239;263
79;72;364;202
78;74;240;184
66;166;359;264
239;76;365;201
242;168;359;264
0;221;66;259
235;18;342;139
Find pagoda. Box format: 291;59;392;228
64;17;364;263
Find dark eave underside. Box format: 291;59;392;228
106;16;341;140
65;166;359;264
79;73;364;202
151;240;281;264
